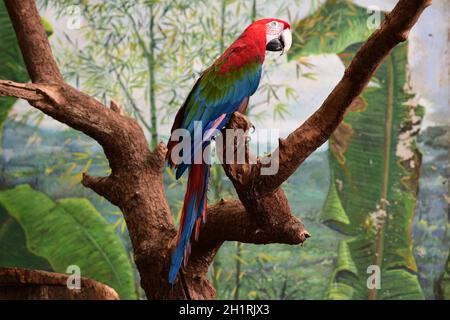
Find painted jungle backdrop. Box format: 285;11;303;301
0;0;448;299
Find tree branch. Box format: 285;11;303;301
0;267;119;300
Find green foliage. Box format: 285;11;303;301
290;0;373;59
321;41;424;299
212;151;338;300
435;253;450;299
0;2;26;83
0;208;52;270
0;185;136;299
49;0;215;139
0;2;53;141
321;174;349;228
215;219;343;300
47;0;297;140
0;2;25;140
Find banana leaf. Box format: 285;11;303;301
322;41;424;300
0;185;136;299
291;1;424;299
0;2;53;141
0;207;52;270
290;0;373;59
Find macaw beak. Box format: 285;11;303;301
266;29;292;53
266;38;284;52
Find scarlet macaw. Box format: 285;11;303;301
166;18;292;284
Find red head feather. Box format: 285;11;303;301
218;18;291;74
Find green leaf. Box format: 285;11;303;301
41;17;54;37
435;253;450;299
335;240;358;276
290;0;373;59
273;103;289;121
0;185;136;299
320;173;350;229
0;208;52;270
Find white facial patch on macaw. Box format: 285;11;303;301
266;21;283;43
265;21;292;54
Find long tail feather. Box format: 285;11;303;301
169;163;210;285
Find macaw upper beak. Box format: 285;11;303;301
266;29;292;53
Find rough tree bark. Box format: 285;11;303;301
0;267;119;300
0;0;430;299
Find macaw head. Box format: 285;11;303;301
244;18;292;54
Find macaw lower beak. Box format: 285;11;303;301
266;29;292;53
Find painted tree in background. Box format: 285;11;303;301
291;0;424;299
40;0;209;148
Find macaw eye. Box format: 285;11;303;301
270;21;278;27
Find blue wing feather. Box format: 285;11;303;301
174;59;262;178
